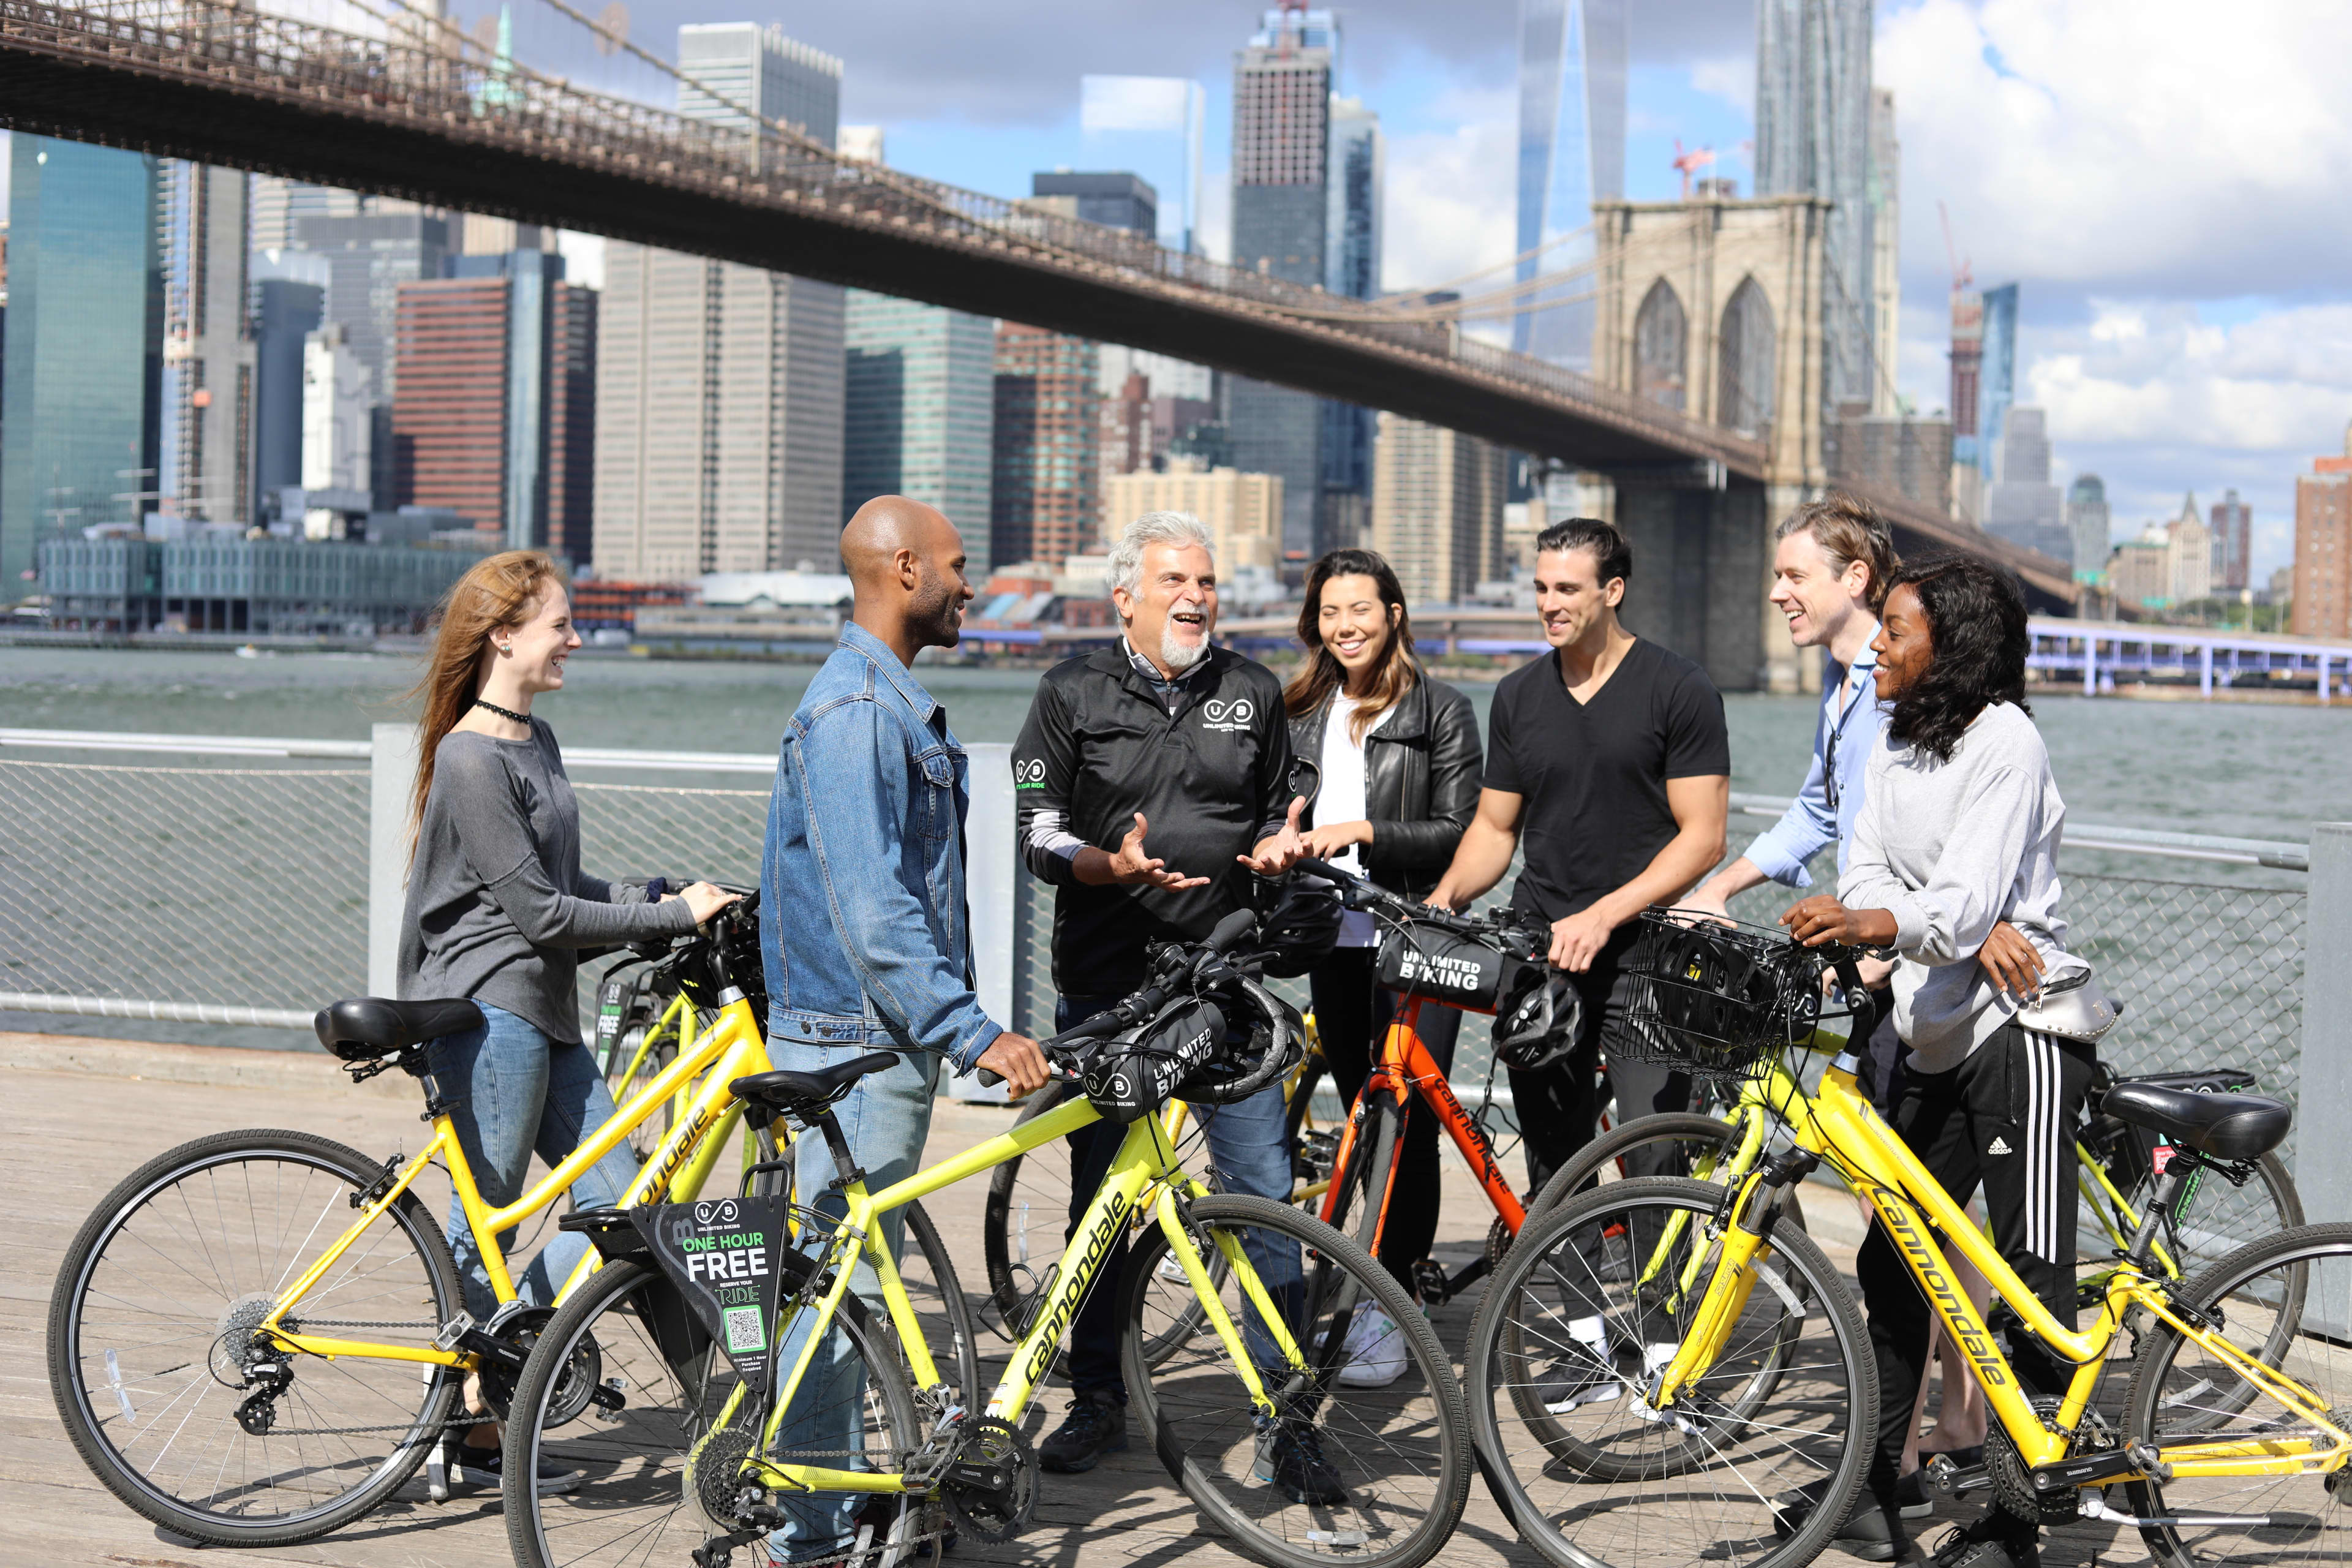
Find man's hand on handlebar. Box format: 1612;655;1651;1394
665;882;740;924
1548;906;1616;973
976;1032;1052;1099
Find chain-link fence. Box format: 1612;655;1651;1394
0;733;2314;1156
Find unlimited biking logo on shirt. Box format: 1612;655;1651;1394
1198;697;1255;733
1014;759;1049;789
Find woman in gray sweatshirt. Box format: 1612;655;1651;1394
1778;556;2087;1568
398;551;734;1493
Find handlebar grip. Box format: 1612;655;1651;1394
1205;907;1257;956
1291;856;1352;887
977;1069;1003;1088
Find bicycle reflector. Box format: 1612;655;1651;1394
1084;998;1227;1123
1612;912;1817;1076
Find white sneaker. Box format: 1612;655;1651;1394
1318;1306;1407;1388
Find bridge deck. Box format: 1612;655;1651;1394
3;1036;2136;1567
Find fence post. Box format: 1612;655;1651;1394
952;742;1015;1103
368;723;421;998
2299;823;2352;1222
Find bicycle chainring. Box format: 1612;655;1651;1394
1486;1212;1515;1271
941;1415;1036;1544
1985;1396;2084;1525
475;1304;557;1419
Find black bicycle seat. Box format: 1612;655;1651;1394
730;1051;902;1113
2100;1080;2291;1163
313;997;484;1061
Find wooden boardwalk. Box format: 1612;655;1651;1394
1;1033;2144;1568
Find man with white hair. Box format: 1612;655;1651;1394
1012;511;1328;1494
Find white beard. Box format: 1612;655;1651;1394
1161;620;1210;671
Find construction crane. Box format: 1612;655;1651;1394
1672;139;1716;200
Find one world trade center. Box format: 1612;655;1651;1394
1513;0;1626;369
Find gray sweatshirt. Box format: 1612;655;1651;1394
1838;701;2079;1072
398;720;696;1044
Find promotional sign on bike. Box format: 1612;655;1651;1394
628;1196;793;1392
1374;925;1528;1014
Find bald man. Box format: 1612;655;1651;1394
761;497;1047;1559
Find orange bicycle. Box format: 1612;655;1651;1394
1291;858;1577;1322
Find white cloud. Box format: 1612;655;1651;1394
2028;301;2352;453
1688;56;1754;116
1377;85;1517;295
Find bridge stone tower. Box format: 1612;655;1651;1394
1593;192;1831;693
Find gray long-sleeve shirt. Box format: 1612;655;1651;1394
1838;701;2080;1072
398;720;696;1043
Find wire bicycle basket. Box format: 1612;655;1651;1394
1608;910;1823;1077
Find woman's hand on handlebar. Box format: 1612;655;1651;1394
976;1031;1052;1099
1781;894;1898;949
670;881;740;925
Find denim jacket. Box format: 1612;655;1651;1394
761;622;1001;1072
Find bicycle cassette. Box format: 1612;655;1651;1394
685;1425;760;1528
940;1415;1036;1544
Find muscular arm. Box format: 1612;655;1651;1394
1427;788;1525;911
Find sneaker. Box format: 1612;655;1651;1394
438;1436;583;1496
1038;1393;1128;1474
1768;1476;1927;1562
1252;1420;1346;1506
1928;1521;2041;1568
1533;1342;1621;1412
1317;1306;1406;1389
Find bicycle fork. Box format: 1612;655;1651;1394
1643;1150;1814;1420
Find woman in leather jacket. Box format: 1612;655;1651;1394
1282;548;1482;1298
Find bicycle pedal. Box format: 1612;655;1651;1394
432;1312;477;1354
1924;1454;1991;1497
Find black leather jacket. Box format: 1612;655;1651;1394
1286;671;1483;903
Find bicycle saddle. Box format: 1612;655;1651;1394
313;997;484;1061
2099;1080;2291;1162
730;1051;902;1113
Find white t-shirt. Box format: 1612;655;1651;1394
1320;695;1393;947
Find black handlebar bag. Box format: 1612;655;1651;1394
1376;926;1528;1016
1084;998;1226;1124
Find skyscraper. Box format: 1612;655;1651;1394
292;209;451;506
248;176;357;253
1371;413;1507;606
1977;281;2019;480
1079;76;1206;251
1983;405;2067;562
1755;0;1874;410
1230;4;1379;560
249;254;327;524
1512;0;1627;366
2066;474;2109;584
992;323;1099;570
2;137;165;582
162;163;254;525
2210;487;2251;594
592;23;847;580
1866;88;1900;417
1029;172;1158;236
596;244;845;578
842;290;994;567
2294;426;2352;639
1947;286;1983;521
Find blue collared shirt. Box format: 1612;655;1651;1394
759;620;1001;1072
1744;630;1887;887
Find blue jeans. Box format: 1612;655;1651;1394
771;1043;942;1551
1060;994;1302;1406
426;1003;640;1319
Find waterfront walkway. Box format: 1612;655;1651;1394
3;1035;2144;1568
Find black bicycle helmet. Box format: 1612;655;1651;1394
1493;966;1581;1073
1256;875;1345;979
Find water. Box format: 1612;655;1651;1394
4;646;2346;842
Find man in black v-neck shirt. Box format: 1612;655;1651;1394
1431;519;1730;1224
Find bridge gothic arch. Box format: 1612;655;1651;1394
1633;280;1687;412
1717;276;1776;439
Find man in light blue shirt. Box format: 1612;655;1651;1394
1686;496;1898;907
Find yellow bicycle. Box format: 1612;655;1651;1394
45;892;974;1548
502;911;1473;1568
1471;911;2333;1568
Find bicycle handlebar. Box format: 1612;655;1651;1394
1290;856;1543;951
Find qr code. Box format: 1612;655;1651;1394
723;1306;766;1354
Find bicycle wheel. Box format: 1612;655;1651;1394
507;1251;927;1568
1469;1178;1875;1568
2090;1148;2302;1299
605;1004;683;1160
1526;1111;1809;1232
2119;1223;2352;1568
981;1080;1212;1371
1320;1097;1403;1276
47;1129;463;1547
1120;1192;1472;1568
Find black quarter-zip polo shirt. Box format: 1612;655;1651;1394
1014;643;1294;997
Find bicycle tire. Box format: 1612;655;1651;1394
980;1079;1210;1372
505;1252;925;1568
606;1009;683;1160
2118;1221;2352;1568
48;1128;463;1547
1321;1096;1403;1278
1118;1192;1473;1568
1527;1111;1810;1232
1468;1177;1876;1568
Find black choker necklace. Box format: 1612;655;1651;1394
473;698;530;725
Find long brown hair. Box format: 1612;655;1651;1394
407;549;567;843
1282;548;1419;741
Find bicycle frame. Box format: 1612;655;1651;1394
739;1088;1313;1496
1322;995;1524;1254
608;985;700;1123
258;994;776;1368
1656;1054;2351;1483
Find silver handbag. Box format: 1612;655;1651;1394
2014;965;2123;1043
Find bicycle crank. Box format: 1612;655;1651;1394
941;1415;1037;1543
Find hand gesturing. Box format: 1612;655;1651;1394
1108;812;1210;891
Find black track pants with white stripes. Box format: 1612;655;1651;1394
1853;1021;2097;1518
